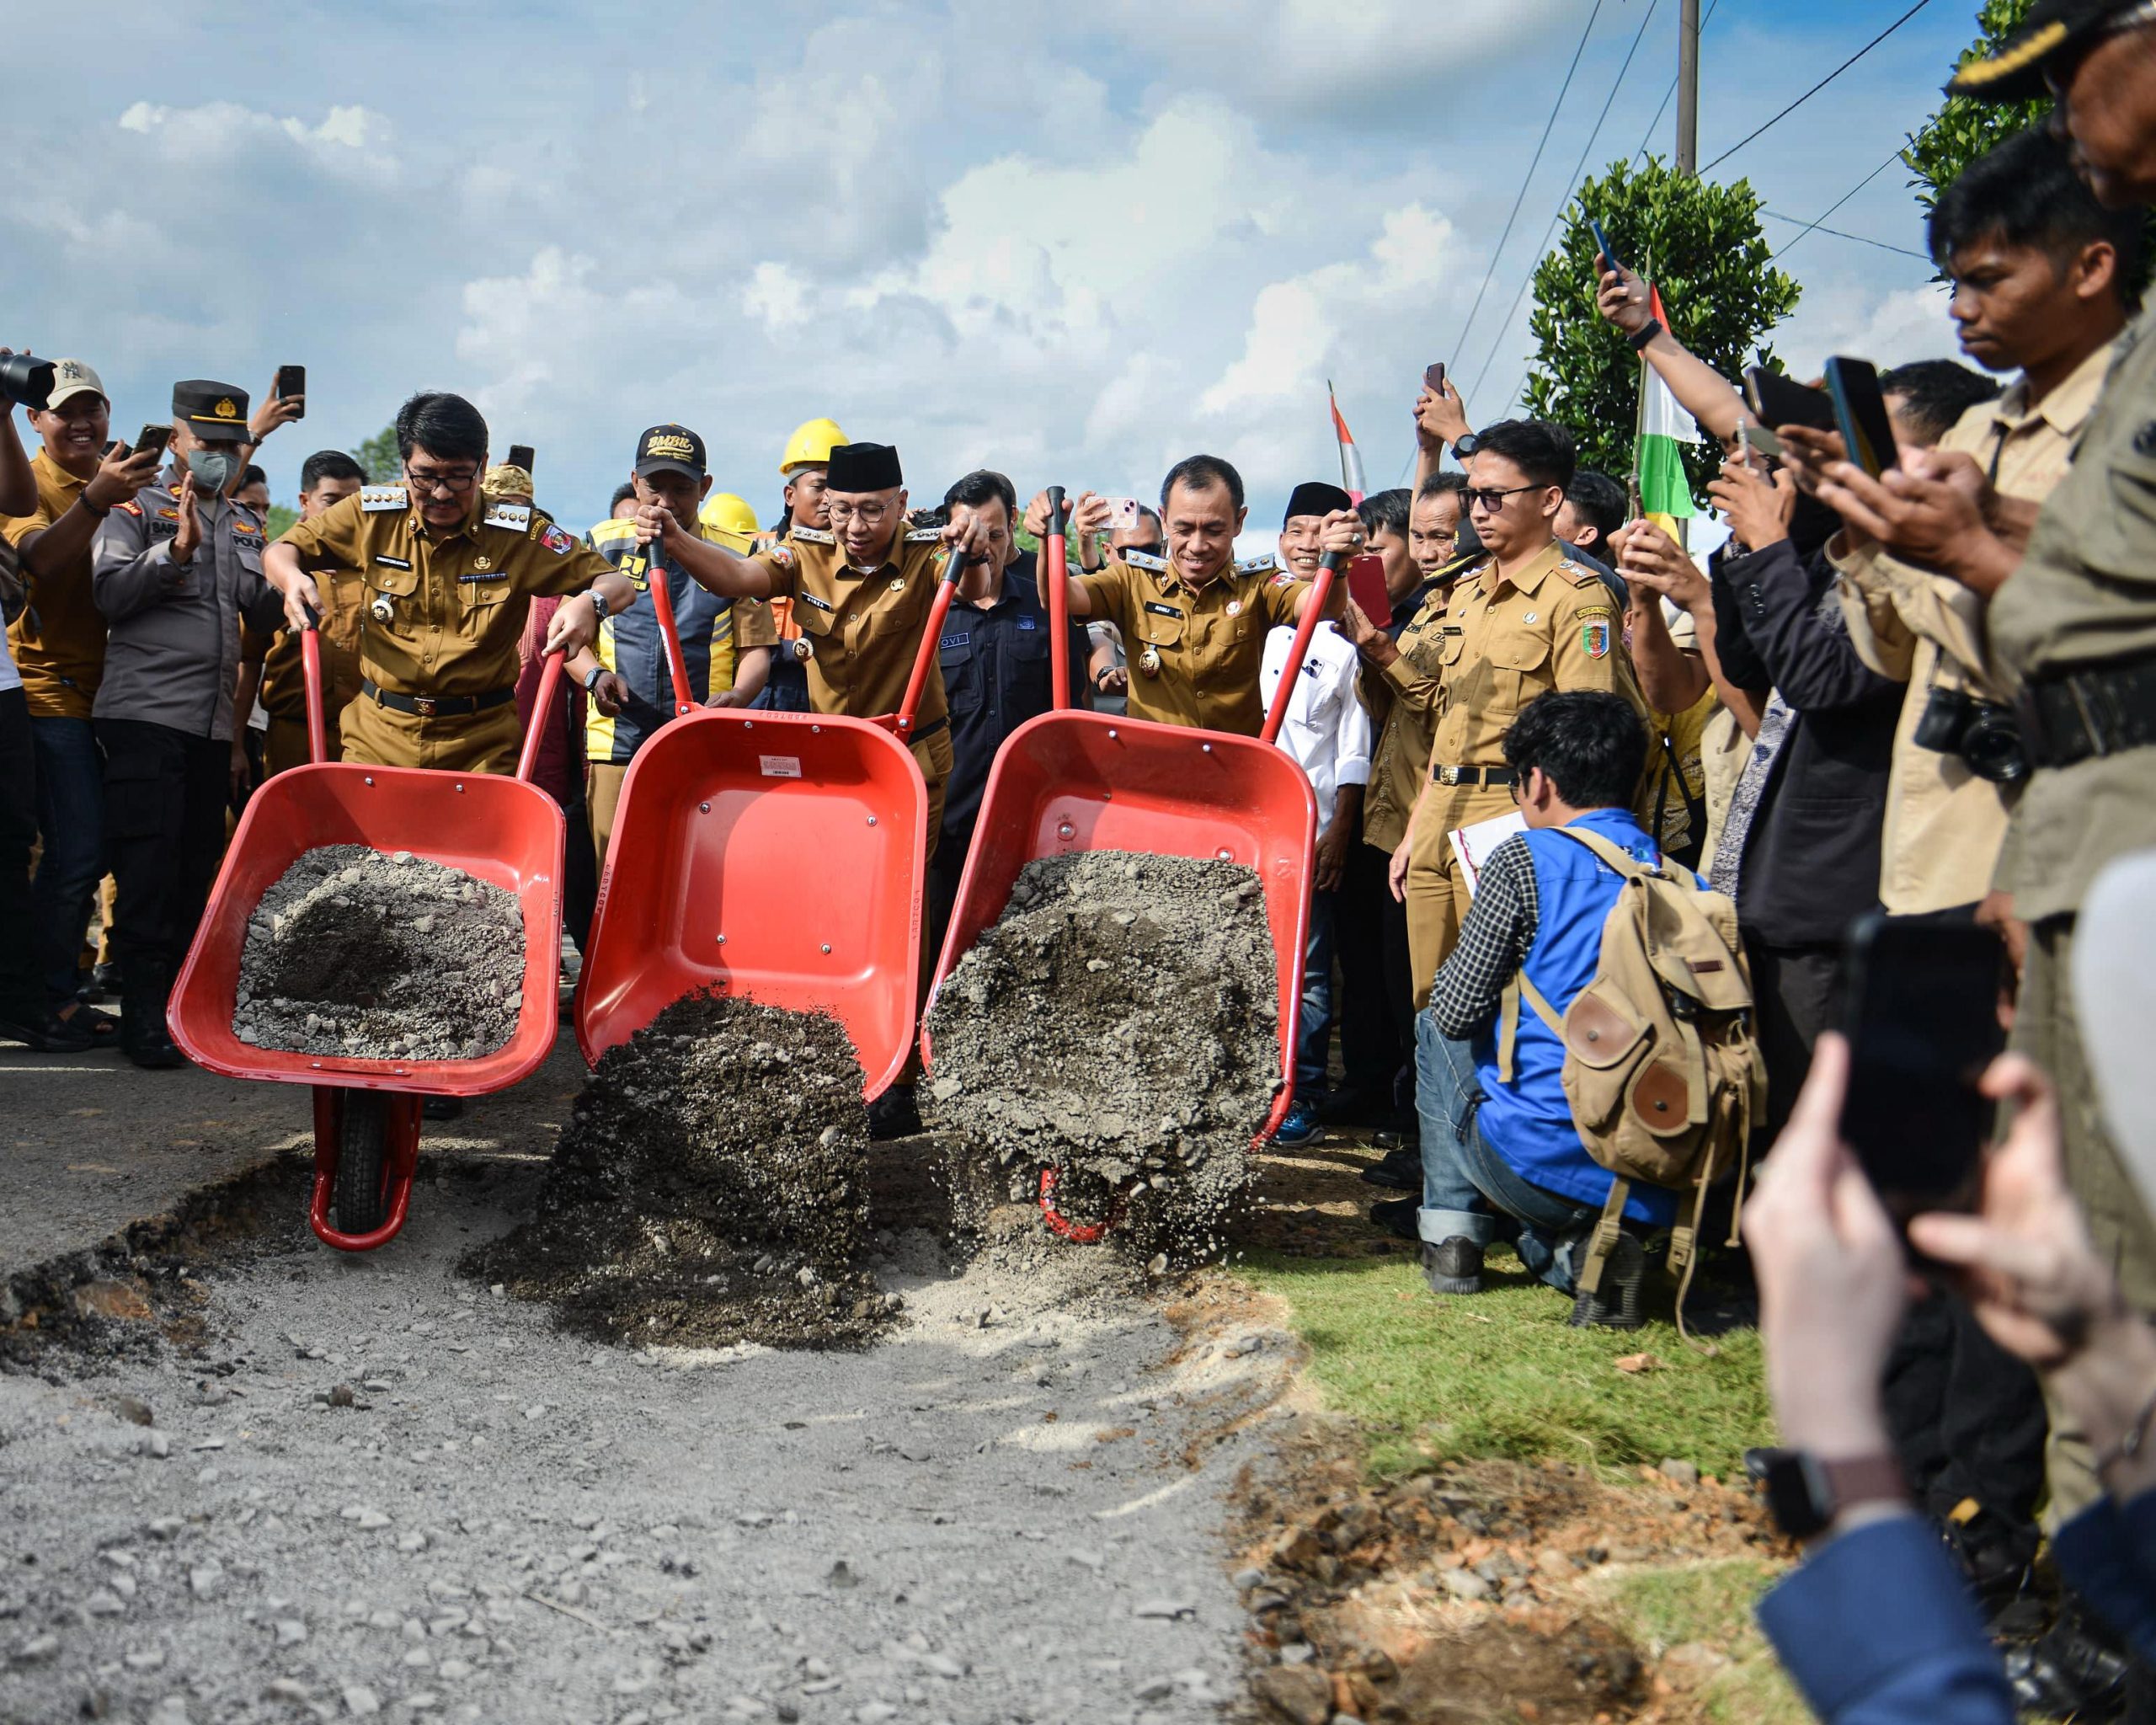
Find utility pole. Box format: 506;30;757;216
1677;0;1700;174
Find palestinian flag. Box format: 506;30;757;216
1636;284;1700;541
1328;382;1366;505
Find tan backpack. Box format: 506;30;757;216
1496;826;1766;1342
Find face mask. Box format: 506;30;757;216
186;448;238;494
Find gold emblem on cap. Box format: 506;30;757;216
214;398;238;419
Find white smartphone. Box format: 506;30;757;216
1104;496;1141;532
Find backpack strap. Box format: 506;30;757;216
1573;1178;1631;1296
1496;972;1565;1083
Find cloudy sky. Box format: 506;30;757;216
3;0;1985;537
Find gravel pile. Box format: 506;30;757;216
468;991;892;1350
233;846;524;1061
923;851;1280;1262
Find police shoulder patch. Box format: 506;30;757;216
360;485;408;513
483;501;534;534
1120;549;1167;572
116;500;142;517
787;526;835;546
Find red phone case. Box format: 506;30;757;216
1345;553;1390;620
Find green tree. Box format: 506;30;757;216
1523;157;1800;504
264;502;298;538
353;425;398;483
1903;0;2047;217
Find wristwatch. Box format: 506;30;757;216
1753;1449;1906;1540
1450;432;1481;461
582;665;606;693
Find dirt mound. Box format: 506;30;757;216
923;850;1279;1263
467;991;895;1350
233;844;524;1060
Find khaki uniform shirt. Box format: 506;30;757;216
1407;540;1645;862
2;450;107;718
242;566;367;722
747;524;951;725
1834;346;2106;915
1359;584;1451;853
1074;550;1310;735
276;485;616;701
1986;304;2156;921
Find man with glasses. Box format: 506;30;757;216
263;391;632;775
1384;421;1646;1037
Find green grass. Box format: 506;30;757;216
1239;1244;1773;1481
1597;1560;1810;1724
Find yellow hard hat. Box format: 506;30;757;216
779;416;846;476
698;492;760;539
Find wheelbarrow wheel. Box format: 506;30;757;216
334;1092;392;1236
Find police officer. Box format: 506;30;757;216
1388;422;1646;1008
1027;456;1353;734
92;380;287;1068
261;392;632;773
572;424;778;862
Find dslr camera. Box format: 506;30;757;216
1912;683;2028;784
0;355;55;412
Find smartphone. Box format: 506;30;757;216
1344;551;1390;620
1103;496;1141;533
1423;361;1447;393
1588;216;1625;275
134;425;172;462
508;443;536;474
1744;423;1785;460
1823;355;1899;478
1742;365;1837;433
275;365;304;416
1838;913;2006;1224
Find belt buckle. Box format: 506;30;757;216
1438;765;1462;786
413;695;438;718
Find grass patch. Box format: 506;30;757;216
1598;1559;1810;1725
1239;1243;1772;1480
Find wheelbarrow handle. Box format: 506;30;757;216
892;537;964;741
1258;549;1341;747
513;648;567;786
643;540;696;718
1043;485;1070;713
296;601;328;765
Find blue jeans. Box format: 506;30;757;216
1414;1009;1601;1291
29;714;103;1003
1295;889;1337;1093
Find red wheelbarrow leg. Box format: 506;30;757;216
308;1087;424;1252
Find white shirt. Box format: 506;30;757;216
1259;621;1370;830
0;623;19;697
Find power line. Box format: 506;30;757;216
1449;0;1607;367
1463;0;1663;405
1765;148;1909;262
1699;0;1936;174
1762;211;1929;263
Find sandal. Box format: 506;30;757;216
0;1008;96;1055
57;1001;122;1047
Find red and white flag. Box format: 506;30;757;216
1328;382;1366;505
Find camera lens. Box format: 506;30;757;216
0;355;56;412
1960;705;2030;784
1913;685;1975;754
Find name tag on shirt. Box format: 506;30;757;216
939;632;971;649
1143;601;1183;619
375;555;414;570
798;593;835;613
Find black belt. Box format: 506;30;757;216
2015;658;2156;770
1431;764;1515;788
362;680;516;719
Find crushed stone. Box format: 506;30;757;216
923;850;1279;1263
232;845;523;1061
467;991;892;1350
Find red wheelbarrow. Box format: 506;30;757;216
168;629;568;1251
922;489;1337;1238
574;542;963;1097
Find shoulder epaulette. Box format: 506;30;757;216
1235;553;1278;577
1556;558;1605;587
1120;549;1167;572
483;501;533;534
787;526;834;546
905;526;943;543
360;485;407;513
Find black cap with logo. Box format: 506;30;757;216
173;379;252;442
1948;0;2156;101
634;423;707;478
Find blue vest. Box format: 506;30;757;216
1471;809;1677;1226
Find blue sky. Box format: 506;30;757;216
3;1;1988;538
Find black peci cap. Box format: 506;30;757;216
634;423;707;478
1283;481;1353;526
1948;0;2156;101
173;379;251;441
825;441;904;492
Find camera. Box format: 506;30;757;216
1912;684;2028;784
0;355;55;412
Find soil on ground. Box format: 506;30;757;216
467;992;896;1350
233;845;524;1061
923;851;1280;1264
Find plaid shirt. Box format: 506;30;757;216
1430;836;1541;1040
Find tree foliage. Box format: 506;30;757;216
1903;0;2048;216
264;502;298;539
1523;157;1800;505
353;425;399;483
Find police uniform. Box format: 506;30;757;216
1073;550;1310;734
275;483;622;775
744;497;956;859
90;382;285;1064
241;565;367;775
1402;540;1644;1005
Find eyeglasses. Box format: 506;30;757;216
825;501;892;527
406;463;479;496
1465;483;1540;514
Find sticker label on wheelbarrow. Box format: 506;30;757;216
759;756;803;778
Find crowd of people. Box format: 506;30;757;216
6;0;2156;1718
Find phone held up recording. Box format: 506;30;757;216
1823;355;1900;479
275;365;305;418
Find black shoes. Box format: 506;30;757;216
1369;1196;1419;1242
1422;1237;1484;1295
1358;1145;1422;1191
1568;1227;1647;1330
